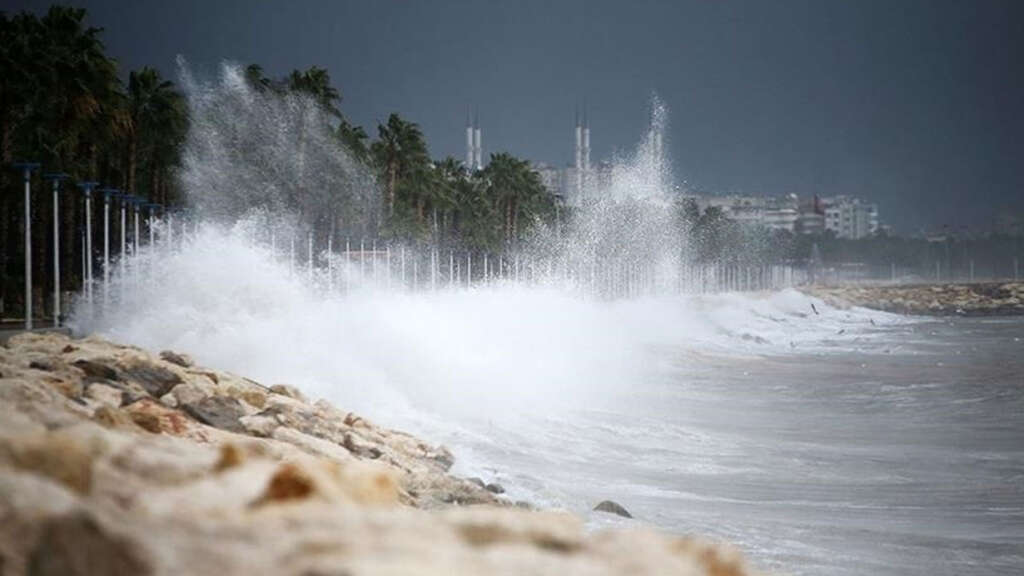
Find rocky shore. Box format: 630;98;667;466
0;333;755;575
803;282;1024;316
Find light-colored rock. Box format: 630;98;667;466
159;350;194;368
0;333;761;575
85;383;124;409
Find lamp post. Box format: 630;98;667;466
99;189;119;303
119;194;132;259
144;203;161;246
13;163;41;329
43;173;69;326
132;197;144;256
131;197;145;288
77;182;98;305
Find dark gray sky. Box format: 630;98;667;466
11;0;1024;233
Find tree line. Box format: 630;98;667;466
1;5;557;319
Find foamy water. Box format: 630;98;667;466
68;64;1024;574
71;225;1024;575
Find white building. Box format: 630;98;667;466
694;194;800;232
822;196;878;239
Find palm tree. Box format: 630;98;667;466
244;64;277;93
483;153;553;248
337;119;369;161
287;66;341;119
126;67;185;200
371;113;429;220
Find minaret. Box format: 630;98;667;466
465;109;474;170
473;111;482;170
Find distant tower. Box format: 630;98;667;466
473;111;482;170
582;105;591;171
574;107;583;198
574;108;582;173
465;109;474;170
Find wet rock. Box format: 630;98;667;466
119;360;183;398
130;411;162;434
427;445;456;471
29;359;58;372
485;482;505;494
158;350;193;368
124;399;190;437
227;385;267;410
93;406;137;430
165;382;209;407
467;477;486;488
181;396;247;433
98;380;149;406
594;500;632;518
269;383;307;403
343;432;383;459
28;512;152;576
72;358;119;382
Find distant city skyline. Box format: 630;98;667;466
8;0;1023;234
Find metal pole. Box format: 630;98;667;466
400;245;406;285
372;239;378;284
467;253;472;288
26;170;31;328
104;192;111;302
483;253;488;284
15;164;40;329
449;251;454;287
360;238;365;279
132;199;141;288
85;189;93;303
120;195;127;259
44;173;68;326
133;201;140;257
53;181;60;325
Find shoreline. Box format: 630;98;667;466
802;281;1024;317
0;332;756;575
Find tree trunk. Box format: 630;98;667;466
511;198;519;245
1;115;12;311
128;136;137;195
505;199;513;246
151;163;160;206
